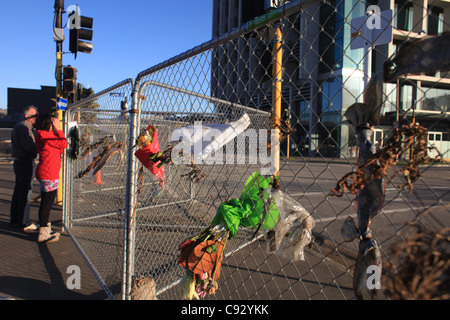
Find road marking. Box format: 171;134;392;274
288;192;328;196
314;205;438;223
288;186;449;198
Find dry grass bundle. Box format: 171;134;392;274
131;275;158;300
331;123;441;197
383;225;450;300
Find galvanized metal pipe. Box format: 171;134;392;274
140;80;271;115
122;80;140;300
66;78;134;111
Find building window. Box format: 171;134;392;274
428;5;444;35
319;0;336;74
399;83;414;112
318;78;342;157
320;78;342;114
421;87;450;112
394;0;413;31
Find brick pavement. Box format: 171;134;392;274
0;158;108;300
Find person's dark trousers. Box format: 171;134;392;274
10;158;34;227
38;189;57;228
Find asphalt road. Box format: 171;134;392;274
278;159;450;248
1;150;448;300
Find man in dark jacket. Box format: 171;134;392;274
10;105;38;229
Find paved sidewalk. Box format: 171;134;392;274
0;158;108;300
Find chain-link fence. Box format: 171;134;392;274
63;0;450;300
63;79;134;299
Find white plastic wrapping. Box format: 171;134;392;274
264;189;315;261
170;113;251;163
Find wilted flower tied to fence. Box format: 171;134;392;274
177;171;281;299
134;124;165;182
178;225;228;300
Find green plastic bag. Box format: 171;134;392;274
211;172;279;239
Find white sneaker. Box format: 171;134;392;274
24;223;39;233
47;222;60;237
38;227;59;243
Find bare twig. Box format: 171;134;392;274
331;123;441;197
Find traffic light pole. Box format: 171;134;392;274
55;0;64;205
55;0;63;98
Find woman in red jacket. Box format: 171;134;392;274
35;114;68;243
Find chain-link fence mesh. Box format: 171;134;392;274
63;79;134;299
63;0;450;300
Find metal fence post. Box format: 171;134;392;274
62;109;70;232
122;80;140;300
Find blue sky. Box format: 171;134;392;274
0;0;213;109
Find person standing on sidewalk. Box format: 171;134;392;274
35;114;68;243
10;105;39;230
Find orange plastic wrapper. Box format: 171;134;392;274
134;125;164;180
178;240;224;280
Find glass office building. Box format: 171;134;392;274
212;0;450;158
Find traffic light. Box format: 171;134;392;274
63;66;77;99
77;84;94;101
68;9;93;58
